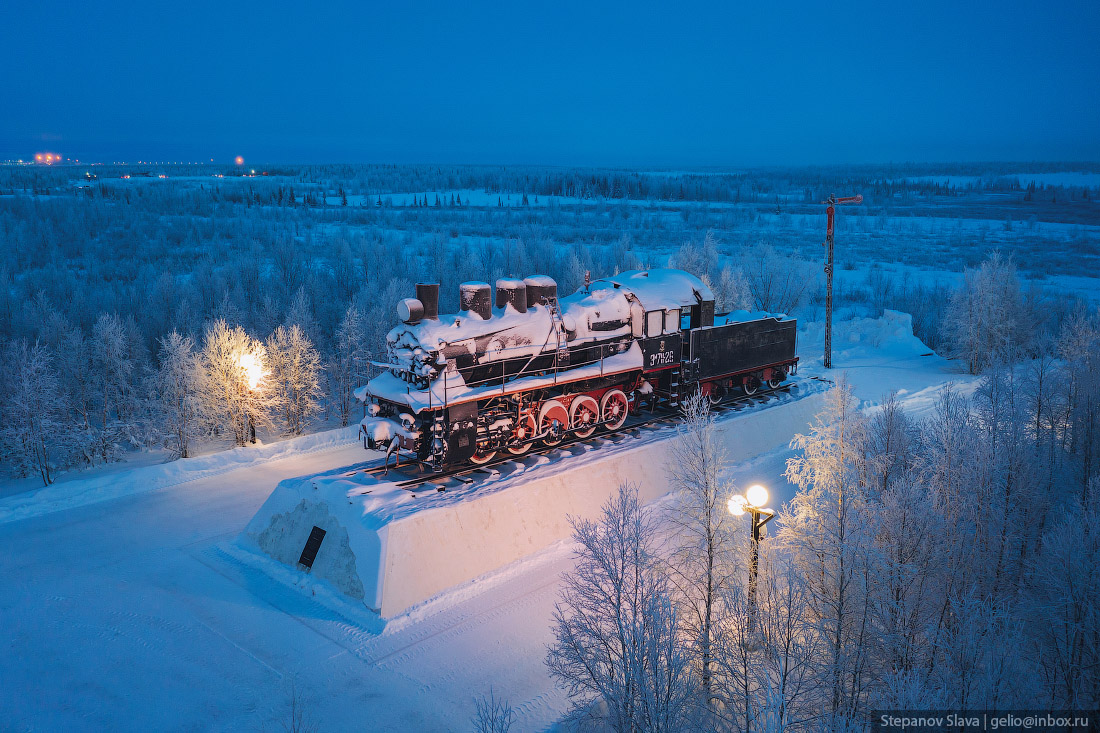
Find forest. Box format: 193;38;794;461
0;162;1097;490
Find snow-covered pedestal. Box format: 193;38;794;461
238;384;827;619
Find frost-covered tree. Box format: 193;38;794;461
154;331;205;459
1025;500;1100;709
1;340;64;485
711;264;752;314
199;320;278;446
1057;307;1100;498
332;305;367;427
944;253;1033;374
266;324;323;435
671;231;719;281
779;377;874;725
865;391;917;495
741;245;817;315
89;312;148;461
547;482;697;733
284;285;320;346
665;392;739;717
713;551;823;733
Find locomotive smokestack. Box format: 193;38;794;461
459;281;493;320
416;283;439;320
523;275;558;309
495;278;527;314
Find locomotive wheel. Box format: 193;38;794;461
599;389;630;431
707;384;726;405
569;395;600;439
767;371;785;389
469;445;497;465
538;400;569;446
742;376;760;396
506;414;537;455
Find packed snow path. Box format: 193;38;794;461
1;439;565;730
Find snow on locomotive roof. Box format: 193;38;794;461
596;269;713;310
523;274;557;287
716;309;792;325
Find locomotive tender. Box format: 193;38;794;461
358;269;798;469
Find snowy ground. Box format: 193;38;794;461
1;313;980;731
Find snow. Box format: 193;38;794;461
368;342;646;412
0;426;363;525
598;268;714;309
716;309;791;325
0;311;985;731
241;381;828;617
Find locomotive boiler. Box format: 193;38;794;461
358;269;798;469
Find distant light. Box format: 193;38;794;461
728;495;747;516
235;155;244;165
746;484;769;508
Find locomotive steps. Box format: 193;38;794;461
236;377;830;619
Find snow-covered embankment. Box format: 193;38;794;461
237;383;828;619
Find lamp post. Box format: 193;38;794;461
728;484;777;625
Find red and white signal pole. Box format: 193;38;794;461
822;194;863;369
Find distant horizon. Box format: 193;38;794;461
7;155;1100;172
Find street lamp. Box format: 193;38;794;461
728;483;777;625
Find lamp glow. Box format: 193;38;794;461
728;494;747;516
239;352;262;390
746;484;769;508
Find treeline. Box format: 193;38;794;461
4;161;1095;207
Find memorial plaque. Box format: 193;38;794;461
298;526;327;570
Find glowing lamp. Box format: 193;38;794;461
239;352;262;390
235;155;244;165
728;495;747;516
746;484;769;508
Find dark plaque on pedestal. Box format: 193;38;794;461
298;526;327;570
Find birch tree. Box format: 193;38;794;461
154;330;205;459
779;377;874;726
944;253;1031;374
664;391;739;718
199;320;277;446
1;340;64;485
547;482;697;733
266;324;323;435
332;305;367;427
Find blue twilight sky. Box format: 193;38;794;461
2;0;1098;166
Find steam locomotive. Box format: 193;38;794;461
358;269;798;470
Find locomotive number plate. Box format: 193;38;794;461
641;335;681;371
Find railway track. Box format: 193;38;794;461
352;376;829;491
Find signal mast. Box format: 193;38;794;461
822;193;863;369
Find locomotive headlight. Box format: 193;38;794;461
727;495;747;516
745;484;769;508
